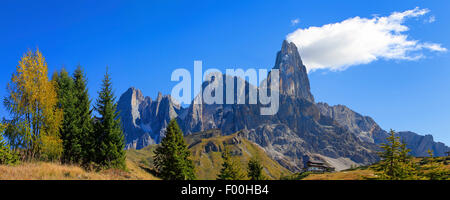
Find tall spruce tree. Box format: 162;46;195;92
93;68;126;169
72;66;94;166
247;157;265;180
154;119;196;180
217;147;244;180
53;69;82;163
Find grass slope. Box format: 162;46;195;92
0;160;159;180
189;133;291;180
126;144;158;178
125;130;292;180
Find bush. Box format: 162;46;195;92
0;124;19;165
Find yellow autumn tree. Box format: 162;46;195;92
3;48;63;161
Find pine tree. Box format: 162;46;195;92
72;66;94;166
93;68;126;169
54;68;82;164
154;119;196;180
247;157;265;180
217;147;244;180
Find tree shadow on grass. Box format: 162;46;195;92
138;165;158;177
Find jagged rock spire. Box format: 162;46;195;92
274;40;314;102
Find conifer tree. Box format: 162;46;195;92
247;157;265;180
72;66;94;166
93;68;126;169
217;147;244;180
54;68;81;163
154;119;196;180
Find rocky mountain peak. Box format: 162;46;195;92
156;91;163;102
117;88;186;149
280;40;300;58
274;40;314;102
118;87;144;125
122;87;144;102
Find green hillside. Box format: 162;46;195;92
126;144;159;177
126;130;292;180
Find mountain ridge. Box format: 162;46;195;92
117;40;449;171
316;102;450;157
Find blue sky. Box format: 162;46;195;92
0;0;449;145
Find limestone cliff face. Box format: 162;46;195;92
117;87;185;149
275;41;314;102
316;103;388;144
397;132;449;157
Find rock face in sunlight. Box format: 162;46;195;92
117;40;449;171
275;40;314;102
117;87;185;149
397;131;449;157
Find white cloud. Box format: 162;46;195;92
291;18;300;26
426;15;436;23
286;7;447;72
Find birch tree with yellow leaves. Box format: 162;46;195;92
3;49;63;161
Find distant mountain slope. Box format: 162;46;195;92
316;102;450;157
397;131;449;157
